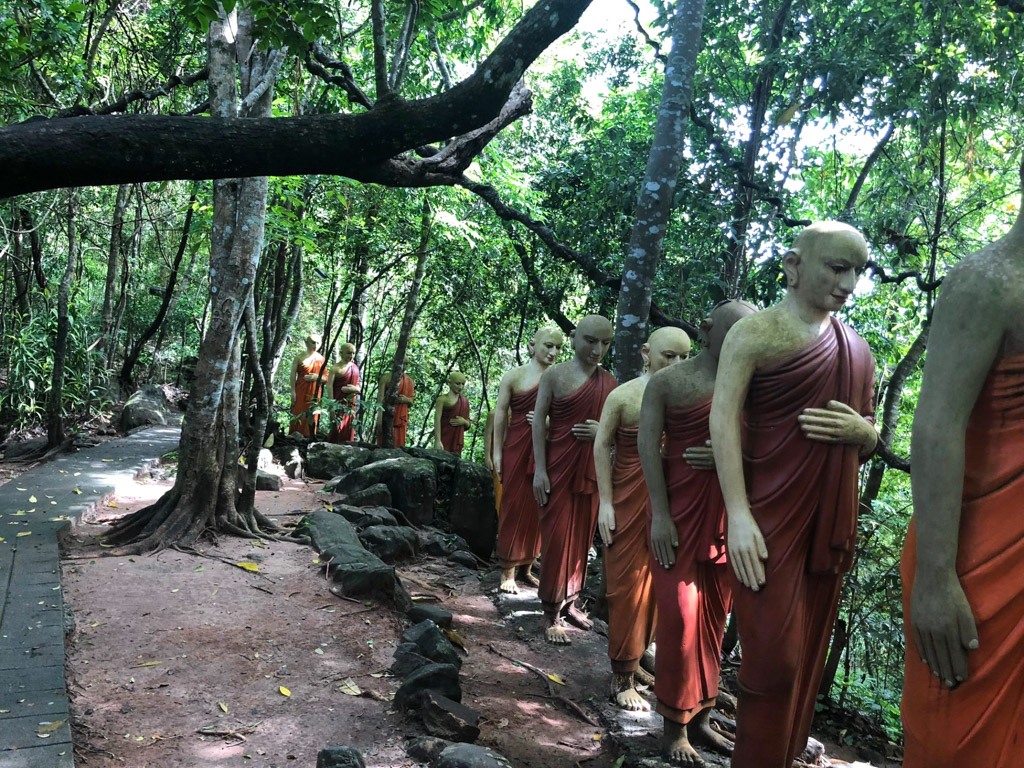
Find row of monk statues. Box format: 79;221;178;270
492;203;1023;767
287;341;473;455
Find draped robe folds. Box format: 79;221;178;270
901;353;1024;768
329;363;361;443
380;374;415;447
730;318;875;768
652;400;732;724
290;352;326;437
605;426;657;673
497;385;541;569
538;368;618;612
440;394;471;456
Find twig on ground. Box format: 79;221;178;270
249;584;274;595
486;644;599;726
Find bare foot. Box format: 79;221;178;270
634;665;655;688
663;719;705;767
689;708;734;756
545;623;571;645
610;673;650;711
563;602;592;630
499;567;518;594
517;564;540;587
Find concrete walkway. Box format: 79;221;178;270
0;427;181;768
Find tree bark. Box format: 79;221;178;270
47;191;78;447
612;0;706;381
97;184;130;367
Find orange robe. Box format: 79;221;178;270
496;385;541;569
605;426;657;673
730;318;875;768
651;400;732;724
290;352;326;437
328;363;360;443
538;368;617;612
379;374;415;447
900;353;1024;768
440;394;471;456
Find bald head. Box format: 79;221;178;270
530;326;564;366
576;314;613;337
644;326;691;374
788;221;868;268
448;371;467;385
704;299;758;358
572;314;614;366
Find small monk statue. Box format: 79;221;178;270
901;162;1024;768
289;332;326;437
595;326;691;710
532;315;617;644
376;359;415;447
709;221;878;768
639;300;756;765
493;326;564;594
433;372;472;455
326;342;361;443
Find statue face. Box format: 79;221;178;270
784;225;868;313
339;348;355;363
573;316;613;366
532;333;564;365
644;328;691;373
449;379;466;395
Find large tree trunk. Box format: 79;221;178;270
106;8;279;552
46;191;78;448
612;0;706;381
96;183;130;369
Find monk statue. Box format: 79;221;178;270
326;342;361;443
595;326;691;710
289;332;326;437
709;221;878;768
901;161;1024;768
376;359;415;447
493;327;564;594
433;372;472;455
483;410;502;514
533;315;617;644
639;300;756;765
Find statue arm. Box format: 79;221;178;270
594;392;620;546
532;373;555;506
483;412;495;470
710;325;766;591
433;396;445;448
492;373;514;475
290;356;300;392
910;267;1002;686
325;367;336;400
639;374;676;568
376;375;389;404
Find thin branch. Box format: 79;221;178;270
428;26;454;89
623;0;667;63
240;49;286;113
305;43;374;109
507;229;574;333
865;261;943;292
370;0;391;101
389;0;420;93
57;67;210;117
439;0;487;22
841;123;894;220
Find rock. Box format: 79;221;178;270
256;470;281;491
401;620;462;668
418;529;471;557
257;448;275;471
120;384;178;431
333;504;399;529
301;509;411;609
2;435;47;460
393;663;461;710
448;461;497;559
434;744;512;768
307;442;374;479
448;551;479;569
406;736;452;763
407;604;453;629
345;482;392;508
419;692;481;743
329;457;437;525
640;643;656;676
316;745;366;768
358;525;419;563
391;642;434;677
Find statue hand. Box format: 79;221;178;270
533;469;550;507
598;501;616;546
727;510;767;591
525;410;535;426
650;512;678;569
304;373;318;381
571;419;599;441
799;401;876;452
684;441;715;471
492;451;503;479
910;569;978;687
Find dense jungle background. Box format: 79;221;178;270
2;0;1023;747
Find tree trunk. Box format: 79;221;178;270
47;191;78;448
10;210;31;318
380;196;432;447
612;0;706;381
97;183;130;368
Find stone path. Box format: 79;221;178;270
0;427;180;768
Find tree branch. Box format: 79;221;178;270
389;0;420;93
841;122;894;220
57;67;210;117
371;0;392;101
305;43;374;110
866;260;943;292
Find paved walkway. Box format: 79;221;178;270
0;427;181;768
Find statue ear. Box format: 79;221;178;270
640;343;651;364
782;248;801;288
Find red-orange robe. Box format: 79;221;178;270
328;363;361;443
538;368;617;613
730;318;875;768
605;426;657;673
440;394;471;456
900;353;1024;768
379;374;415;447
290;352;326;437
651;400;732;724
496;385;541;569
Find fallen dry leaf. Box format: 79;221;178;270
278;686;291;697
548;673;566;686
218;702;228;713
28;495;37;503
338;679;361;696
442;628;466;652
16;531;32;538
36;719;65;737
132;661;162;668
235;562;260;573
